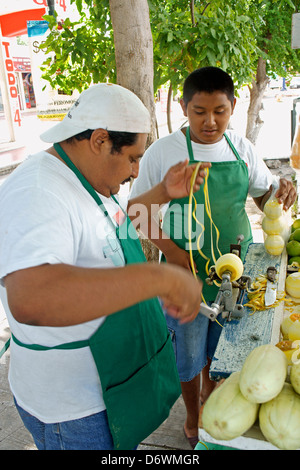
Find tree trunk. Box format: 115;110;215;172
109;0;156;147
167;82;173;134
109;0;159;262
246;57;269;145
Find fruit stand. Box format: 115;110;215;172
198;241;300;450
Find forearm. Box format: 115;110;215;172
5;263;176;327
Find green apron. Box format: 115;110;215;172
11;143;181;450
162;127;252;302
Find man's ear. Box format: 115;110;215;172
180;98;187;117
90;129;109;152
231;97;237;114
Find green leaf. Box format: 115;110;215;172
167;31;173;42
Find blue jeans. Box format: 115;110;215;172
14;398;115;450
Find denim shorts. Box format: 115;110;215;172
14;398;115;450
166;307;225;382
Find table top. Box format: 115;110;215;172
209;242;287;381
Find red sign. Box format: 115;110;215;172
2;40;22;127
33;0;67;12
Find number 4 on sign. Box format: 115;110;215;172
14;109;21;127
33;0;66;12
59;0;67;12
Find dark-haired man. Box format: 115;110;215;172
0;83;209;450
130;67;296;447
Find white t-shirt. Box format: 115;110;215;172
130;129;275;199
0;151;127;423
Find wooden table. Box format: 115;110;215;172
198;242;290;450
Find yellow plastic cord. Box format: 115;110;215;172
188;163;222;281
188;163;224;328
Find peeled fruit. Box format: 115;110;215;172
262;216;285;235
281;315;297;339
286;240;300;257
215;253;243;282
290;360;300;394
263;198;283;220
201;371;259;441
239;344;287;404
292;218;300;232
275;340;299;365
264;234;285;256
285;272;300;298
259;383;300;450
288;320;300;341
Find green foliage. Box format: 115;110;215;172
150;0;258;94
39;0;300;96
254;0;300;78
40;0;116;94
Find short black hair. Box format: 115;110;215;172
183;67;235;106
66;129;138;153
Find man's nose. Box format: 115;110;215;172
131;161;139;179
205;113;216;126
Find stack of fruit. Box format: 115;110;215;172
201;344;300;450
262;196;285;256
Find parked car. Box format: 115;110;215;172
290;76;300;89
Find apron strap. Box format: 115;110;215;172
53;143;110;217
185;127;194;161
0;337;10;358
11;333;89;351
186;126;242;162
224;132;242;161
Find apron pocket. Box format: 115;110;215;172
101;335;181;450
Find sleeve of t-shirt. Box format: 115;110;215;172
0;186;78;284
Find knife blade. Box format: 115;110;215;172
265;266;277;307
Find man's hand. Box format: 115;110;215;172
162;159;211;201
159;263;203;324
275;178;297;211
254;177;297;212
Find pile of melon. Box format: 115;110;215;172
262;197;286;256
201;344;300;450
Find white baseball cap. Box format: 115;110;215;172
40;83;151;143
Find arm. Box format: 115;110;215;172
5;261;202;327
253;177;296;212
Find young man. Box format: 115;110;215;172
129;67;296;447
0;83;209;450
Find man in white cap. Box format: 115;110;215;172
0;83;209;450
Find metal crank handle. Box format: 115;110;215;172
199;302;220;321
